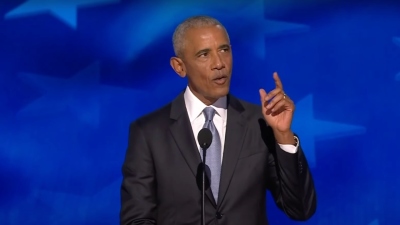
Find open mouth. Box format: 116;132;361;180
213;76;228;85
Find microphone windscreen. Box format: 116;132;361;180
198;128;212;149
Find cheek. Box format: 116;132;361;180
225;57;233;68
191;73;210;91
196;71;210;85
202;76;211;90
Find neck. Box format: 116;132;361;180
195;93;218;106
188;86;218;106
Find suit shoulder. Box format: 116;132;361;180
235;97;262;116
233;97;273;134
130;102;172;129
238;99;261;110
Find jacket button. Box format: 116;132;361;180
216;212;223;219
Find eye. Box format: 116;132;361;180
199;52;208;57
220;47;230;52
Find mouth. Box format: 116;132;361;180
213;75;228;85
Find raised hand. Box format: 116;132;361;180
259;72;295;144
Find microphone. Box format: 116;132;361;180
197;128;212;190
197;128;212;225
198;128;212;149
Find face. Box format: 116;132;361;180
170;25;233;105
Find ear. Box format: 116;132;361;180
170;57;186;78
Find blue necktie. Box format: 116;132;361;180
201;107;222;202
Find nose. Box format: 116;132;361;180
211;53;225;70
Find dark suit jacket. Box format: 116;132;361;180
120;91;317;225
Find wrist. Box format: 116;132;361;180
273;130;296;145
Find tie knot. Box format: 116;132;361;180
203;107;216;122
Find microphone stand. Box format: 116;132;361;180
197;147;209;225
197;128;212;225
201;148;207;225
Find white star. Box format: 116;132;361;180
292;94;366;168
4;0;120;29
109;1;211;61
106;0;309;62
17;62;146;127
231;0;310;59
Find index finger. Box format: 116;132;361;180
273;72;283;89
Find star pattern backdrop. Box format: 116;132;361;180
0;0;399;224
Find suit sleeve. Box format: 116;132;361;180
266;136;317;221
120;121;157;225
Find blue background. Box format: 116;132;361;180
1;0;399;224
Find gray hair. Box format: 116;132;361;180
172;15;229;57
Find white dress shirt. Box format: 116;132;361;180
183;86;298;163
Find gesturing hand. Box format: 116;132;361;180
259;72;295;144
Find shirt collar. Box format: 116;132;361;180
184;86;227;123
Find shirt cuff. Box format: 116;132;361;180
278;136;299;154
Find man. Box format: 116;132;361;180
120;15;317;225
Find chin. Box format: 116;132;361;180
215;87;229;98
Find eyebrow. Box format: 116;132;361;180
219;44;230;50
195;44;231;56
195;48;210;56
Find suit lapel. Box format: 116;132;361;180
217;95;247;207
168;92;217;207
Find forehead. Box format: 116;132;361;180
183;25;229;50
